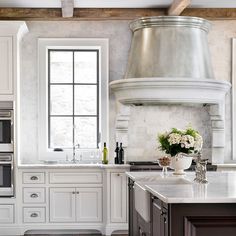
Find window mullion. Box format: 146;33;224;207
72;51;75;149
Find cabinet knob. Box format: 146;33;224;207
30;176;38;181
72;191;76;194
30;193;38;198
117;173;120;176
30;213;38;218
76;191;79;194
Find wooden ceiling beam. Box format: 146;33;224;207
0;8;235;21
168;0;191;16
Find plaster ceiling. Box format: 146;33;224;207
0;0;235;8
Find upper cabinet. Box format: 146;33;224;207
0;21;28;100
0;37;13;95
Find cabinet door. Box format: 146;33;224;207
49;188;76;222
0;37;13;94
0;205;14;223
110;172;127;223
128;178;139;236
152;198;164;236
76;187;102;222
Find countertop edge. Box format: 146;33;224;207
17;164;130;169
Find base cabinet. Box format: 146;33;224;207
128;178;139;236
0;205;14;223
151;195;236;236
50;187;102;223
50;188;76;222
151;197;168;236
110;172;127;223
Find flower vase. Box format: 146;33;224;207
170;153;193;175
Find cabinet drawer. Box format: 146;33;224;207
23;172;45;184
23;208;45;223
0;205;14;223
23;188;45;204
49;172;102;184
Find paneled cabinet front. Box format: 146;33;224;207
0;37;13;95
110;172;127;223
50;187;102;223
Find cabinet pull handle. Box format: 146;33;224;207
30;193;38;198
164;217;167;224
30;213;38;218
30;176;38;181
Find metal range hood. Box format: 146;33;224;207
110;16;230;105
110;16;231;164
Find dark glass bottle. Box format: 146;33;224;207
114;142;119;164
118;142;124;164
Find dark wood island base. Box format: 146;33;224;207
152;196;236;236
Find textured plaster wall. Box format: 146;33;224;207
20;20;235;163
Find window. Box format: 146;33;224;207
38;39;108;160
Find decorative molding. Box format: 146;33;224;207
110;78;231;164
0;8;236;20
185;216;236;236
168;0;191;16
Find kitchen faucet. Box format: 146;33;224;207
72;143;80;163
193;152;208;184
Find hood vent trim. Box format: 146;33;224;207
110;78;230;106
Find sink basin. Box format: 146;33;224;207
134;176;192;222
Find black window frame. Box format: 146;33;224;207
47;49;100;149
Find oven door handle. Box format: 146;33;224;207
0;162;12;164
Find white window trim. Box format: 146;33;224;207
38;38;109;161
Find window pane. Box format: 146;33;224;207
74;51;97;83
50;51;73;83
50;117;73;148
74;117;97;148
74;85;97;115
50;85;73;115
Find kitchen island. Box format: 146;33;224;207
127;172;236;236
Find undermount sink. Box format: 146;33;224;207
134;176;192;222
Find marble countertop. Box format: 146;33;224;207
126;171;236;204
18;163;130;169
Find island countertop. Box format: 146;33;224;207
127;171;236;204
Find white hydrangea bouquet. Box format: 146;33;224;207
158;127;203;157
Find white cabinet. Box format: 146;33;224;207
23;207;45;223
50;187;102;223
0;205;14;223
0;21;28;98
49;188;76;223
110;172;127;223
0;37;13;95
76;188;102;222
23;188;45;204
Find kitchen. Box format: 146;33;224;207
0;0;236;236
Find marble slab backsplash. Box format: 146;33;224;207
126;105;212;162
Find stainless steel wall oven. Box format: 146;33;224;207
0;153;13;197
0;109;13;152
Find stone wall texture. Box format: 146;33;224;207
20;20;236;163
